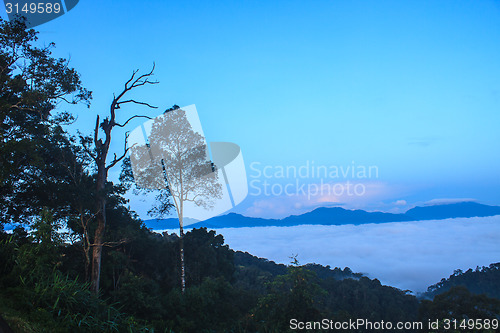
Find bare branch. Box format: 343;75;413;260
127;62;158;90
106;151;128;170
101;239;129;247
108;63;158;129
114;114;152;128
106;132;130;170
114;63;158;106
9;103;36;112
124;69;139;91
91;239;129;248
115;99;158;110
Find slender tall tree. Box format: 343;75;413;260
146;108;222;292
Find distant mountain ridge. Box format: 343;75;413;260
143;201;500;230
405;201;500;220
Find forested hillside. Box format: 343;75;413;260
423;263;500;300
0;223;419;332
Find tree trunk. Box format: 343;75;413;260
90;207;105;294
91;167;107;294
84;244;90;282
179;222;185;293
79;211;91;282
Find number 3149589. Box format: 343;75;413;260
5;2;62;14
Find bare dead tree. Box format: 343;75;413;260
82;64;158;295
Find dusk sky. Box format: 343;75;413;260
5;0;499;219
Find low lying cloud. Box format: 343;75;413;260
243;181;407;219
163;216;500;293
421;198;477;206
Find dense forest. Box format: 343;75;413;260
423;263;500;300
0;18;499;332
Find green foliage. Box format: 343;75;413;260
110;270;163;319
0;229;156;332
1;271;156;332
321;276;419;323
0;17;91;224
251;262;327;332
0;233;18;286
4;218;498;333
419;286;500;333
420;285;500;320
424;263;500;300
164;277;250;333
184;228;234;286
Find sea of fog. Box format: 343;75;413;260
156;215;500;293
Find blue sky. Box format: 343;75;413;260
4;0;499;219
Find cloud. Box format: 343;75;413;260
244;181;407;219
422;198;476;206
384;199;409;213
244;198;297;218
183;216;500;293
243;195;338;219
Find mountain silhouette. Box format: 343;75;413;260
283;206;411;226
405;201;500;220
142;201;500;230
